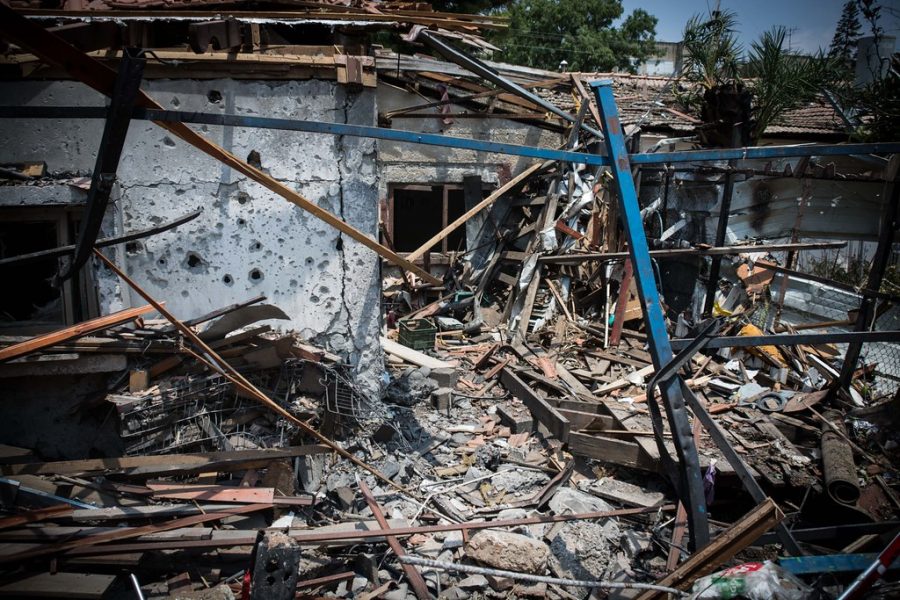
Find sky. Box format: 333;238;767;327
619;0;900;54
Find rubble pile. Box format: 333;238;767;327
0;1;898;598
1;155;899;600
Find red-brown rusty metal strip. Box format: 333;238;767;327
359;479;431;600
64;504;674;556
1;503;270;564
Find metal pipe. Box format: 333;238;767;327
398;556;689;596
838;532;900;600
671;330;900;350
703;164;735;314
1;106;898;167
539;241;847;263
415;30;605;139
0;209;201;267
838;157;899;390
590;79;709;550
58;48;145;283
128;573;145;600
821;409;861;505
64;504;674;556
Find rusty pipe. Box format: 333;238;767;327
821;409;860;505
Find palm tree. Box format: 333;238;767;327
680;13;839;146
745;27;835;143
679;10;752;146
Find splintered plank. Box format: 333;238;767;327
500;368;570;442
0;304;157;363
0;572;116;598
568;432;658;471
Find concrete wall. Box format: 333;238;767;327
0;79;383;395
377;82;563;194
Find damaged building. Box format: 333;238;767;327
0;1;899;599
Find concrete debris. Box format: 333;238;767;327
465;530;550;574
385;367;440;407
578;477;666;508
0;4;897;599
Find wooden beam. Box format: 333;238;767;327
568;432;658;471
0;304;156;364
146;484;275;503
1;445;328;477
500;368;570;442
635;499;784;600
609;257;633;347
407;161;546;261
0;5;439;286
571;75;605;133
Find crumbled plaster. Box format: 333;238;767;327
0;79;383;397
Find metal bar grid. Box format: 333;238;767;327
120;372;290;455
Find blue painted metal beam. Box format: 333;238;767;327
779;553;900;575
628;143;900;164
1;106;898;166
589;79;710;550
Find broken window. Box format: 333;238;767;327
0;207;97;328
386;183;488;255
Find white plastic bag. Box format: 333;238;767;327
690;561;811;600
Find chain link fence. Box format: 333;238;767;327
778;273;900;399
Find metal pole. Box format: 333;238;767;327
671;330;900;350
2;105;899;167
59;48;145;282
703;165;735;314
399;557;689;597
590;80;709;549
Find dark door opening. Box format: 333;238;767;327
388;183;488;255
391;187;443;252
0;220;65;324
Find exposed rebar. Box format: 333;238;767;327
398;556;689;596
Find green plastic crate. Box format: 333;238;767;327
398;318;437;351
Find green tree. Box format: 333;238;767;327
677;10;749;146
828;1;861;67
822;1;898;141
680;9;741;91
494;0;658;73
746;28;838;142
429;0;511;13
